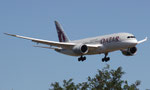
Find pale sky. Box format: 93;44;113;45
0;0;150;90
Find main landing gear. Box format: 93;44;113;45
78;56;86;61
102;53;110;62
78;53;110;62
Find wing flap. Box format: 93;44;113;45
33;45;60;50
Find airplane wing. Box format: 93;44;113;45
4;33;75;49
138;37;148;44
4;33;102;50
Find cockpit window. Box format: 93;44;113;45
127;36;136;38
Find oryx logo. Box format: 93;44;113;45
55;21;69;42
57;29;66;42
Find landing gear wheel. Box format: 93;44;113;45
78;56;86;62
102;57;110;62
102;53;110;62
107;57;110;60
78;58;81;61
105;57;110;62
102;58;105;62
82;57;86;61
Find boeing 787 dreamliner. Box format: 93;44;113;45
5;21;147;62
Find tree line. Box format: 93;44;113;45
49;65;141;90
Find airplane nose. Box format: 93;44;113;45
128;39;138;45
122;39;138;46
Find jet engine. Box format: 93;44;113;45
73;44;88;55
121;47;137;56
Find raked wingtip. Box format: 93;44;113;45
138;37;148;44
4;33;17;37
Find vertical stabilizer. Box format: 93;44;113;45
55;21;70;42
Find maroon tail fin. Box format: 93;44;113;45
55;21;70;42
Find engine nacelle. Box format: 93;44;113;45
73;44;88;55
121;47;137;56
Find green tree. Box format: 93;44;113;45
50;65;141;90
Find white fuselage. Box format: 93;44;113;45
55;33;138;56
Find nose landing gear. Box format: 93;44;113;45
102;53;110;62
78;56;86;62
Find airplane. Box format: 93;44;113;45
4;21;147;62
